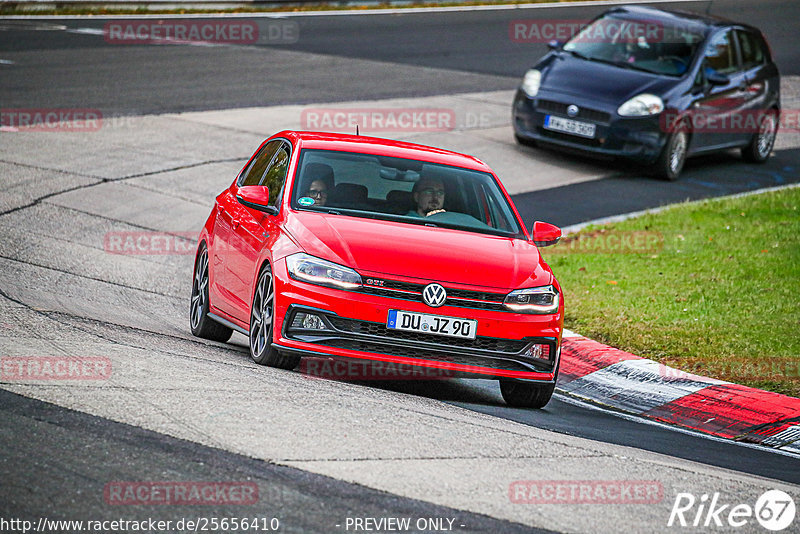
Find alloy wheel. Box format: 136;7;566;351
669;131;688;174
250;268;274;357
757;114;777;159
190;249;208;330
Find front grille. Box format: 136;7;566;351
360;278;508;312
536;100;611;123
318;339;535;373
327;316;528;354
540;128;603;147
284;308;557;374
450;288;506;303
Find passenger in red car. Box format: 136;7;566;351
408;177;446;217
302;163;334;206
305;180;329;206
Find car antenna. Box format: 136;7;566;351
356;124;359;136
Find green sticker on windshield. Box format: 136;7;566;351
298;197;315;206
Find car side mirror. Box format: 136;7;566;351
706;70;729;86
531;221;561;247
547;40;563;50
237;186;278;215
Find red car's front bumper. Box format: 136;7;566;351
270;259;562;382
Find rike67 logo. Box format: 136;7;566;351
668;490;796;531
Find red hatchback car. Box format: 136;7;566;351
190;131;564;408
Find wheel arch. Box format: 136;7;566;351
248;256;275;320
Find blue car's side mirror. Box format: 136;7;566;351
706;70;730;86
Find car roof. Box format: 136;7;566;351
277;130;492;172
608;5;759;32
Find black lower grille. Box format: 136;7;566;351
540;128;603;147
536;100;611;123
318;339;535;373
284;307;557;374
327;316;528;354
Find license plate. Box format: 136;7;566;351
544;115;596;138
387;310;477;340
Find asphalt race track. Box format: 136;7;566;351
2;0;800;114
1;0;799;532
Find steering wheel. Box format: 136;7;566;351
661;55;689;72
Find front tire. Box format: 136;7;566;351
190;246;233;343
742;111;778;163
654;123;689;181
499;380;555;408
249;264;299;369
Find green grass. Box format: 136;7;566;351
546;186;800;398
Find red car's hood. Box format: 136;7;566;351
285;212;551;290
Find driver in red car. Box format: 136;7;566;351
408;176;446;217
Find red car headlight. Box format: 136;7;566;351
503;285;559;314
286;253;363;290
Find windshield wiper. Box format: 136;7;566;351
566;49;593;61
612;62;660;74
571;52;660;75
567;50;627;70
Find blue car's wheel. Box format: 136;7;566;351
742;111;778;163
655;122;689;181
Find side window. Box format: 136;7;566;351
262;142;291;206
693;67;704;87
239;140;281;187
736;30;766;69
704;30;737;74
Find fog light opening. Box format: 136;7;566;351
295;312;327;330
525;343;551;361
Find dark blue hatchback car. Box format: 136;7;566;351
512;6;780;180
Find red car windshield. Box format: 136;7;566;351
291;149;524;238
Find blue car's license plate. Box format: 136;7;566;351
544;115;597;138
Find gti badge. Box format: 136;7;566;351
422;283;447;308
567;105;580;117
